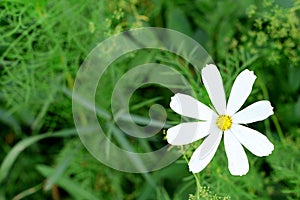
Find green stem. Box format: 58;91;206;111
182;147;202;197
271;114;285;145
258;77;285;144
12;183;43;200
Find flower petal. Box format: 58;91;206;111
201;64;226;115
170;93;216;120
166;122;211;145
232;100;274;124
226;69;256;116
230;124;274;157
189;126;222;173
224;130;249;176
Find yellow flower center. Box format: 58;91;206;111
216;115;232;131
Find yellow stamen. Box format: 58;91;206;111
216;115;232;131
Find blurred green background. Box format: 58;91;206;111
0;0;300;199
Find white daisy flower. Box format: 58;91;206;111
167;64;274;176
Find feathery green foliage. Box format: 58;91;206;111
1;0;299;199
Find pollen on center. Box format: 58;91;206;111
216;115;232;131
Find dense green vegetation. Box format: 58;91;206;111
0;0;299;199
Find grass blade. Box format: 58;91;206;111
0;128;77;184
36;165;99;200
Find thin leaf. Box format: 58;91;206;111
36;165;98;200
0;107;21;135
44;143;81;191
0;128;78;184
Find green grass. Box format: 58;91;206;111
1;0;300;199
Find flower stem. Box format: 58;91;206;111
271;114;285;145
258;77;285;145
182;147;202;197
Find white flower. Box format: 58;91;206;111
167;64;274;176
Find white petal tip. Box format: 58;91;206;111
270;106;274;114
255;137;274;157
258;144;274;157
166;128;177;145
165;135;173;145
205;64;217;68
202;64;218;73
234;172;248;176
229;168;249;176
268;104;274;116
170;93;185;108
169;94;179;110
265;100;274;110
188;165;201;174
244;69;256;79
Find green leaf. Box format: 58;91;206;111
0;107;21;135
0;128;78;184
36;165;99;200
43;143;80;191
156;187;171;200
288;66;300;92
167;7;193;37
